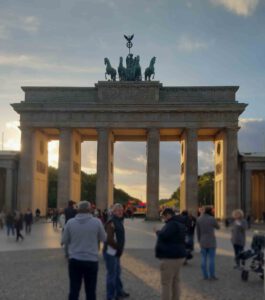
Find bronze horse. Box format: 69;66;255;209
104;58;116;81
118;57;126;81
144;57;156;81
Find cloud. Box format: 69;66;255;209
238;118;265;152
0;53;102;73
0;14;40;39
239;117;264;128
114;167;142;175
19;16;40;33
0;25;9;39
5;120;20;132
176;35;211;52
3;138;20;151
209;0;260;16
116;183;146;201
48;141;59;167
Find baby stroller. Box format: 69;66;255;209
238;232;265;281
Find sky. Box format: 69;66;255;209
0;0;265;200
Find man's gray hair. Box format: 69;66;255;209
111;203;123;212
78;201;91;212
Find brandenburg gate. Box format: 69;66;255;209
12;81;246;219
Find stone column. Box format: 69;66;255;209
259;172;265;218
180;128;198;215
17;127;35;212
146;128;160;220
96;129;114;210
5;168;13;210
226;128;239;216
242;168;252;216
214;128;239;219
57;129;81;209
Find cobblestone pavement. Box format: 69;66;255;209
0;220;264;300
0;248;263;299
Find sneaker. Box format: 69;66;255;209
209;276;218;281
118;291;130;298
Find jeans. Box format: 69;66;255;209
6;224;15;236
16;227;24;241
68;258;98;300
25;223;31;234
103;252;123;300
233;244;244;266
200;248;216;279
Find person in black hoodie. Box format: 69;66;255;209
155;208;186;300
64;201;77;224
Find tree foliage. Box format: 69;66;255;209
161;171;214;209
48;167;139;208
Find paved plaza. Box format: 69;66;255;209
0;219;264;300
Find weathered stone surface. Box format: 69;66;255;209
11;81;248;218
21;83;239;103
97;81;160;103
0;248;262;300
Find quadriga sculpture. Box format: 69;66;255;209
144;57;156;81
118;57;126;81
104;58;116;81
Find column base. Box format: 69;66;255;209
145;216;161;221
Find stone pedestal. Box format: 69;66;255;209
180;128;198;215
146;128;160;220
96;129;114;210
57;129;81;209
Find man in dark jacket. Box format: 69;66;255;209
103;203;129;300
24;208;33;234
155;208;186;300
63;200;77;257
64;200;77;224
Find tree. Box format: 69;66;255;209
48;167;139;207
161;171;214;209
197;172;214;207
48;166;58;208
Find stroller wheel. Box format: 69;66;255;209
241;270;249;281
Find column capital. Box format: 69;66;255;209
59;127;72;133
20;126;35;134
147;128;160;138
97;127;109;133
180;127;198;139
225;126;240;133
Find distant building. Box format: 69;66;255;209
240;152;265;221
0;151;19;211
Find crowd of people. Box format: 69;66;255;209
0;208;34;241
61;200;130;300
0;202;249;300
